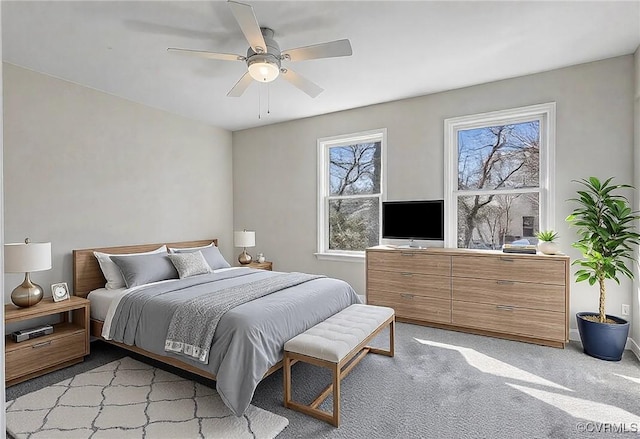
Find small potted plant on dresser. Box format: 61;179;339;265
535;230;560;255
566;177;640;361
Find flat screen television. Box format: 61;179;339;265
382;200;444;241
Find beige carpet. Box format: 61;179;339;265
6;357;289;439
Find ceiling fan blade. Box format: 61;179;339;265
227;72;254;97
167;48;245;62
280;68;323;98
228;0;267;53
282;39;352;62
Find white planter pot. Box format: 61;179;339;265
538;241;560;255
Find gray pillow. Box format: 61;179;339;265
110;253;178;288
172;245;231;270
168;251;212;279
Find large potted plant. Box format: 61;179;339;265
566;177;640;361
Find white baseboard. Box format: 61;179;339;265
628;337;640;361
569;329;640;360
569;328;580;342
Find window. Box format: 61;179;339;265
444;103;555;249
522;216;535;237
317;129;386;260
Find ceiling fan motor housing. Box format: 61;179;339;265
246;28;282;82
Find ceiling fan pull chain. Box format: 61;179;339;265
267;84;270;115
258;87;261;120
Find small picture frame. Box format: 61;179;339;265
51;282;70;302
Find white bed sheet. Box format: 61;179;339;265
87;288;124;320
87;267;241;321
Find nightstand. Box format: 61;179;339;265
5;296;90;386
247;261;273;271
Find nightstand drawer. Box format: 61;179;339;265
5;331;86;381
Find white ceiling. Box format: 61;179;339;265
3;1;640;131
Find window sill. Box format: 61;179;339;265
314;252;366;263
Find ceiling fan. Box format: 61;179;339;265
167;0;352;98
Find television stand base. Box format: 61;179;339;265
406;239;424;249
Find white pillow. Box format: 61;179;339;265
94;245;167;289
168;242;213;254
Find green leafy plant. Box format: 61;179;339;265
535;230;558;242
566;177;640;323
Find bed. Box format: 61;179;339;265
72;239;360;416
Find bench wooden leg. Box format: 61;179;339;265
332;362;340;427
390;317;395;356
283;354;292;408
367;317;395;357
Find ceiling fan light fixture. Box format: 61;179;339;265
247;56;280;82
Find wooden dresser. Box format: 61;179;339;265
366;246;570;348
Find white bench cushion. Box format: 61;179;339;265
284;304;394;363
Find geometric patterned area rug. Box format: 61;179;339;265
6;357;289;439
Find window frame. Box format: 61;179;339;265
443;103;556;248
316;128;387;261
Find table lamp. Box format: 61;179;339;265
234;230;255;264
4;238;52;307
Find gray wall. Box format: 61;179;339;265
233;55;635;334
3;64;234;300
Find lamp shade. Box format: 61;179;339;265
234;230;256;248
4;241;52;273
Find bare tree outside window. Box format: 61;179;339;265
445;103;554;249
317;130;386;257
456;121;541;249
328;142;381;250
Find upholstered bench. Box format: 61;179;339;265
283;303;395;426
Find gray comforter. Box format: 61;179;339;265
165;272;325;363
106;268;360;416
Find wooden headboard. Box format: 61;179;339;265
73;239;218;297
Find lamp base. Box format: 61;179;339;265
238;249;253;265
11;273;44;308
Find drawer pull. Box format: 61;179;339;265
496;305;515;311
400;293;415;300
401;272;413;277
400;252;415;257
500;257;515;262
32;340;52;348
497;280;514;285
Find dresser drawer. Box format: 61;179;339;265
451;300;565;341
452;255;566;285
367;251;451;276
368;269;451;300
368;290;451;324
452;277;565;312
5;331;87;381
